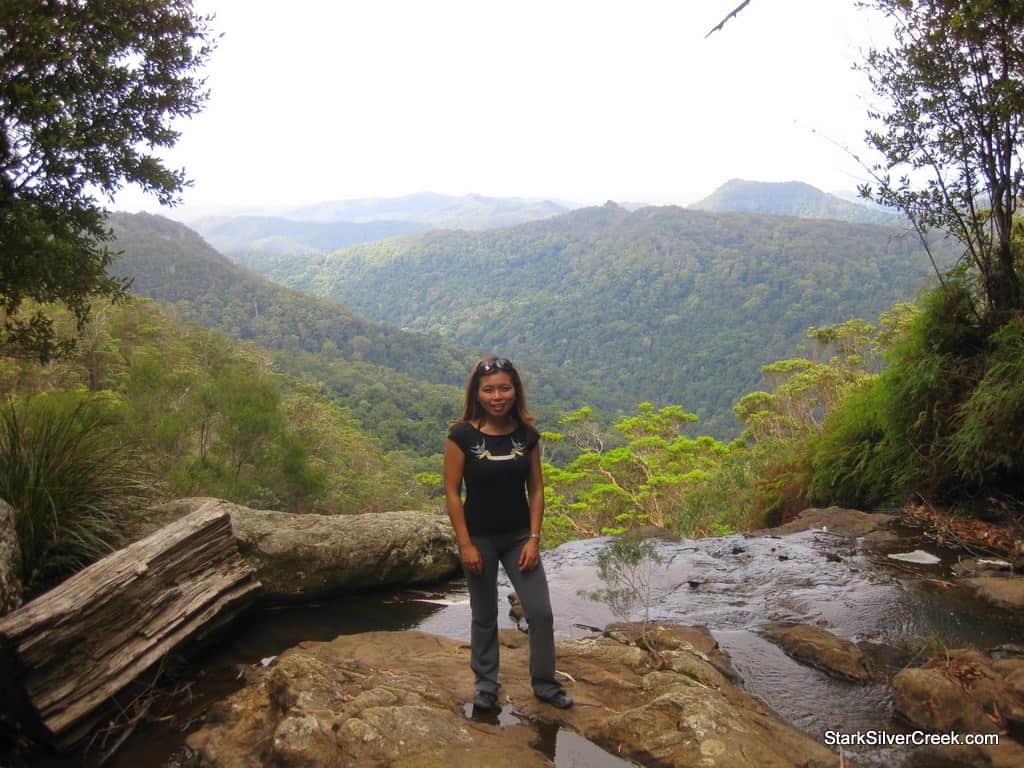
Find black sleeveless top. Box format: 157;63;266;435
448;421;539;535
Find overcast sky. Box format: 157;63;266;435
113;0;895;218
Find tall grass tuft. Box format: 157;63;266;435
0;396;149;593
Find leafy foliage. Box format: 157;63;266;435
0;0;214;360
949;317;1024;484
729;308;922;519
777;282;1024;512
753;1;1024;518
733;310;917;442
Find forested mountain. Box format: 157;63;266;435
692;179;900;226
285;191;574;229
250;203;950;436
105;213;592;453
189;216;430;255
105;213;466;455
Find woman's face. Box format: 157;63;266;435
477;371;516;418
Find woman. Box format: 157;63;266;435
443;356;573;711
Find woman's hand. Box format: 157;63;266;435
519;538;540;571
460;542;484;575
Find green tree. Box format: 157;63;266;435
734;312;919;443
860;0;1024;323
542;403;739;538
1;0;214;360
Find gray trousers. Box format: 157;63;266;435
466;529;560;698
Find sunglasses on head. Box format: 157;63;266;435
477;357;514;374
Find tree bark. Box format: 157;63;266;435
0;505;260;751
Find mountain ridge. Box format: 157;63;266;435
189;216;431;256
285;190;575;229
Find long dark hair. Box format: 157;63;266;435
457;355;537;436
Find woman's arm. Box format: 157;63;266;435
519;444;545;571
443;438;482;574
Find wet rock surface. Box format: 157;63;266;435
760;623;873;683
81;504;1024;768
186;625;839;768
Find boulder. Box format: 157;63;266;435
893;649;1024;734
0;499;22;615
132;499;460;601
187;624;840;768
964;576;1024;612
761;623;872;683
759;506;896;538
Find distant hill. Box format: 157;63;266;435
691;179;901;226
256;203;950;437
187;192;578;258
285;191;575;230
189;216;430;255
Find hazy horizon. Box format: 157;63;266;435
113;0;895;220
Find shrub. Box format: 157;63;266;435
803;281;1024;510
0;396;148;592
747;442;813;528
806;380;908;509
948;317;1024;487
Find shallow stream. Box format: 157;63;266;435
99;523;1023;768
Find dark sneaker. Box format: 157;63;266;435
536;689;573;709
473;690;497;711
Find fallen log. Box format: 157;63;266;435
0;504;260;752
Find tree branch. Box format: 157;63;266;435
705;0;753;39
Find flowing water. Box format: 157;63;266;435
96;525;1023;767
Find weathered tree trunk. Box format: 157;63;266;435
0;505;260;751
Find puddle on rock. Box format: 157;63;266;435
460;701;524;727
457;701;640;767
537;727;642;768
